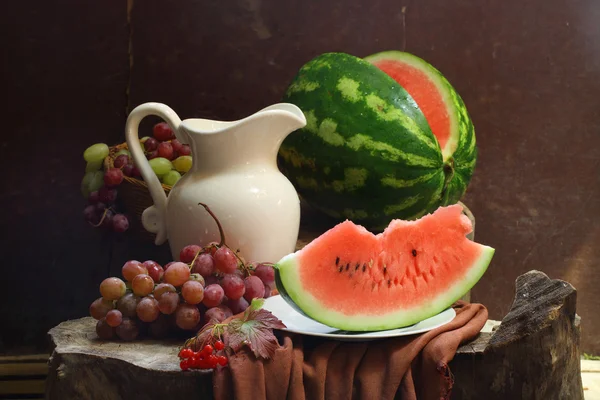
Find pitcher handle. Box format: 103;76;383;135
125;102;184;245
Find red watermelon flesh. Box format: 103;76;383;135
365;51;469;161
372;60;451;152
275;204;494;331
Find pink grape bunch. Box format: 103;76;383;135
81;122;193;235
179;241;276;321
90;258;204;341
90;254;276;341
89;203;277;342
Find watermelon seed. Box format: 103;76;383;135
335;257;340;266
338;266;343;273
383;266;387;275
345;263;350;271
412;249;417;257
354;263;360;271
362;264;366;273
387;280;392;288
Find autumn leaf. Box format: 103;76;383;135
226;299;286;359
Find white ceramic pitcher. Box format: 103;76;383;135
125;102;306;264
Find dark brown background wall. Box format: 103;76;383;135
1;0;599;353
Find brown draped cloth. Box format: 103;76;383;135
213;301;488;400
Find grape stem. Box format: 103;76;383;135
198;202;225;247
91;208;110;228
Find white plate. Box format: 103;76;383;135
262;295;456;341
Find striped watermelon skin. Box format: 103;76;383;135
279;52;474;230
365;51;477;206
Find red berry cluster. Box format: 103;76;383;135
179;342;228;371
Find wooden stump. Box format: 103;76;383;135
452;270;583;399
46;270;583;399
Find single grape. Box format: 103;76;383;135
89;297;114;320
153;122;176;141
243;276;265;302
144;137;159;151
191;253;215;277
84;143;109;163
84;205;100;225
163;262;190;287
263;283;273;298
104;168;124;186
95;202;107;213
253;263;275;285
96;318;115;339
227;297;249;315
143;260;164;282
116;293;140;318
214;247;238;274
132;274;155;297
158;291;180;314
171;139;184;153
81;171;104;198
98;209;114;229
122;260;147;282
100;277;126;301
202;284;224;308
105;309;123;327
116;318;140;341
113;154;130;168
112;214;129;233
122;164;135;177
161;170;181;186
178;144;192;156
148;314;171;338
172;156;192;173
154;283;176;300
88;191;100;204
149;157;174;176
163;261;176;272
217;304;233;318
136;296;160;322
115;149;131;158
98;186;117;204
204;307;226;324
146;150;158;160
189;273;205;286
182;281;204;305
175;304;201;330
205;275;219;287
86;159;103;172
130;165;141;177
221;274;245;300
180;245;201;264
157;142;174;160
233;269;246;279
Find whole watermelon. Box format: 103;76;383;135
278;52;476;230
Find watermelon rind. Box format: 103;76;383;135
279;52;475;230
365;50;475;163
274;242;494;332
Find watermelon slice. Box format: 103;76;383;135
274;204;494;331
364;51;472;162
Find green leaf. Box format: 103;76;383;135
249;298;265;312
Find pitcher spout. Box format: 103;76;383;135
254;103;307;140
